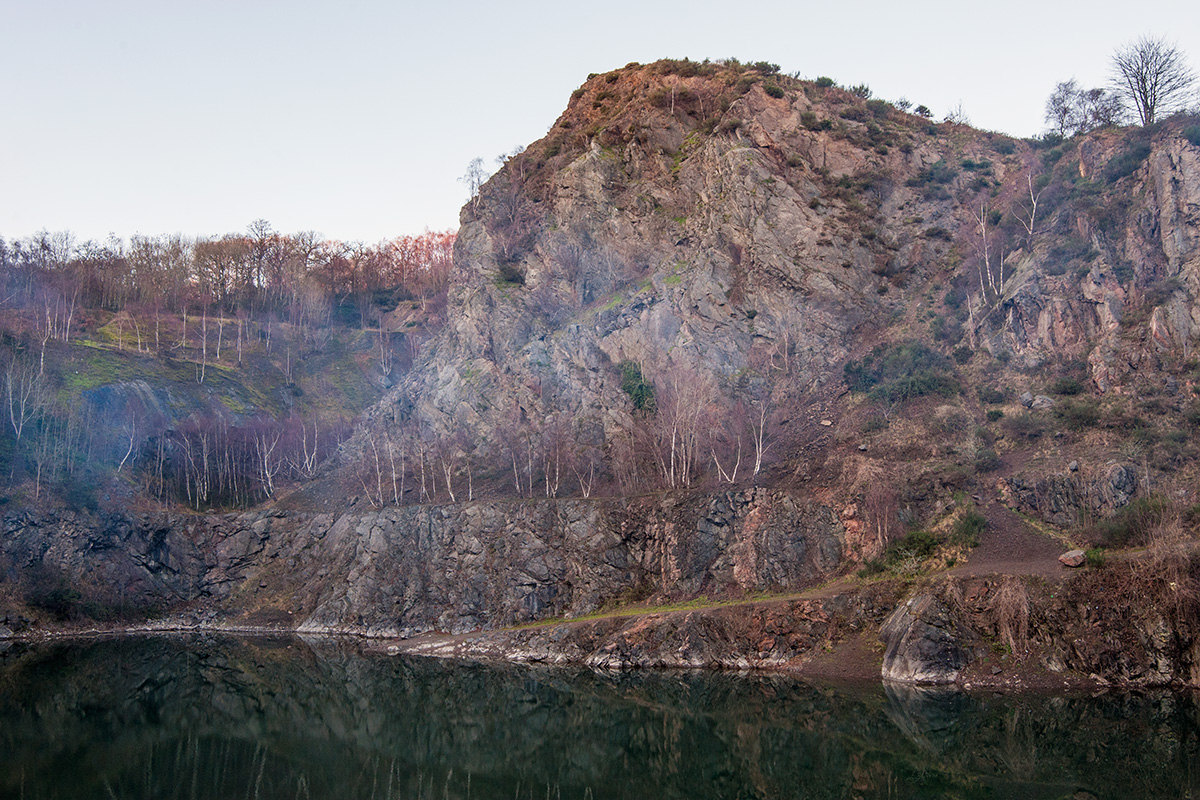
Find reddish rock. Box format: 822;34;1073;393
1059;549;1086;567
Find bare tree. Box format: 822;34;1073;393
4;353;45;442
1045;79;1084;137
1078;87;1123;130
942;101;970;126
1110;35;1197;125
459;157;490;213
1013;173;1046;242
651;364;716;488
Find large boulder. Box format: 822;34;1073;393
879;594;970;684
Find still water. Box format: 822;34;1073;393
0;634;1196;799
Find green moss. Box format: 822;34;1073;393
600;294;624;312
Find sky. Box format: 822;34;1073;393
2;0;1198;246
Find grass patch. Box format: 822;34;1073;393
844;341;959;403
1091;495;1173;548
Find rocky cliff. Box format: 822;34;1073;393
5;60;1200;688
2;488;848;637
370;60;1200;514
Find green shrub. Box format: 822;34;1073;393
975;447;1002;471
866;99;891;118
906;159;958;186
1096;495;1172;548
930;315;963;343
858;527;959;578
961;157;993;171
890;529;939;558
1054;398;1100;431
951;509;987;547
497;263;525;285
1041;147;1064;168
1084;548;1107;568
1003;412;1045;440
1143;277;1182;306
978;386;1006;404
815;76;836;88
1103;140;1153;183
764;83;785;99
858;559;887;577
618;361;655;411
986;409;1004;422
843;341;959;403
993;139;1017;155
1049;377;1084;395
1184;126;1200;147
848;84;871;99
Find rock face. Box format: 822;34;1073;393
2;489;847;636
1004;463;1139;526
879;595;972;684
360;63;1200;487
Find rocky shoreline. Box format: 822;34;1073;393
5;565;1193;695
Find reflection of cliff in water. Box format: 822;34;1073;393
1;636;1198;799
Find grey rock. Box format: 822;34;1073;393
4;489;848;637
1031;395;1056;410
1069;460;1079;472
1019;391;1034;408
0;625;12;639
879;595;970;684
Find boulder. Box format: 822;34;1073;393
1059;549;1086;568
879;595;970;684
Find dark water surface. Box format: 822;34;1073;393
0;635;1197;799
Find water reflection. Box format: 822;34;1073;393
0;634;1196;799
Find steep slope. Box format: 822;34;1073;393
364;59;1200;528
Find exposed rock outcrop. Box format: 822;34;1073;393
879;594;973;684
1003;463;1139;526
3;489;849;636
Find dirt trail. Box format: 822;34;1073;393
948;500;1073;580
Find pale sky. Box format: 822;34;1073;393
2;0;1197;245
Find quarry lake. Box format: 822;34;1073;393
0;634;1197;799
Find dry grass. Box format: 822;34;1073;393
990;576;1031;658
1130;514;1200;628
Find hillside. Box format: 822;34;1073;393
5;59;1200;686
369;58;1200;529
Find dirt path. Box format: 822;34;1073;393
948;500;1074;580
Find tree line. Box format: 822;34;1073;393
0;221;455;510
0;222;455;321
1045;35;1197;136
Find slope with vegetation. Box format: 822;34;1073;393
5;56;1200;686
